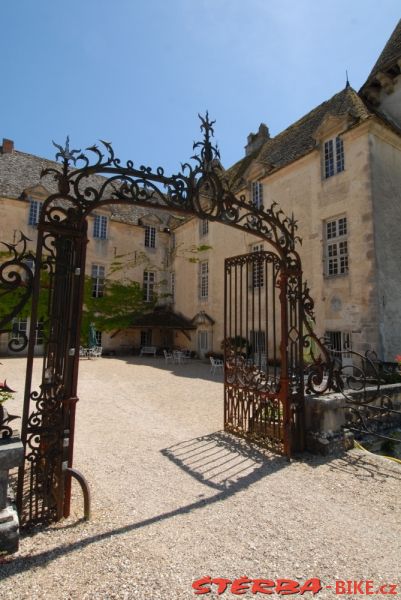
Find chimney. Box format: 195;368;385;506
1;138;14;154
245;123;269;156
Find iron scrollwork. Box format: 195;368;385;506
40;114;304;261
0;379;18;439
0;232;35;352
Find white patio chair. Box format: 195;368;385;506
163;349;173;364
210;356;224;373
173;350;184;364
79;346;89;359
88;346;102;359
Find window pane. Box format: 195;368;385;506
252;182;263;209
28;200;42;226
92;264;105;298
94;215;107;239
336;137;345;173
200;219;209;236
145;226;156;248
325;217;348;277
338;217;347;236
143;271;155;302
324;140;334;178
326;221;337;239
199;262;208;299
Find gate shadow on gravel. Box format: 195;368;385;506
0;432;291;578
328;451;401;482
160;431;286;491
2;436;400;578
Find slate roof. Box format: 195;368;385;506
0;149;170;226
226;86;372;190
363;19;401;86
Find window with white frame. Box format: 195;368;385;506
251;243;264;288
28;199;42;226
199;219;209;236
324;137;344;179
324;216;348;276
144;225;156;248
171;272;175;303
143;271;155;302
91;264;105;298
95;330;102;346
10;318;43;346
251;182;263;209
199;261;208;299
11;318;28;343
93;215;108;239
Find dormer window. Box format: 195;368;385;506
28;199;42;226
144;225;156;248
93;215;108;239
252;182;263;209
324;137;344;178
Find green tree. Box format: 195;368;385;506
81;276;156;343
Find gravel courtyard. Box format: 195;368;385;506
0;356;401;599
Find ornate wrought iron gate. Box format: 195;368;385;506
224;250;304;458
0;114;309;526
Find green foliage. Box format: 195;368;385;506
0;390;13;405
81;276;156;342
171;243;212;264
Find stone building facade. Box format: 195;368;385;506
1;19;401;360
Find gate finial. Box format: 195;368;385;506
52;136;81;168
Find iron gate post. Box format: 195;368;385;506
17;217;89;525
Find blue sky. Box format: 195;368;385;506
1;1;400;173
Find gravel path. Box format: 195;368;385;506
0;356;400;599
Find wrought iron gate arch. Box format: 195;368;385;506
1;114;308;526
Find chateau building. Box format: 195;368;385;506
1;20;401;360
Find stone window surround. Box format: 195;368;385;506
323;215;348;277
144;225;156;249
93;214;108;239
91;264;105;298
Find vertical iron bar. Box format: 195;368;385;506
63;224;88;517
17;227;45;517
279;267;290;459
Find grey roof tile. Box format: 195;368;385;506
226;87;372;190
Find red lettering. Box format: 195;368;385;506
275;579;300;595
299;578;323;595
335;580;346;594
353;581;364;594
365;580;374;595
380;584;398;595
192;576;212;595
231;577;252;595
251;579;275;594
212;578;232;595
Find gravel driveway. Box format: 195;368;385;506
0;356;400;599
